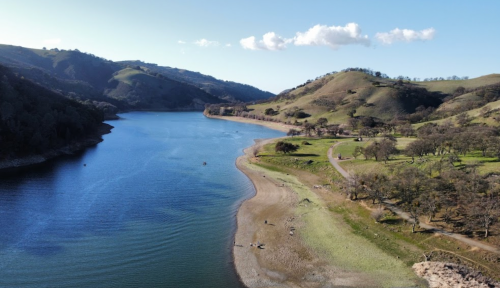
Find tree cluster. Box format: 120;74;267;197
405;123;500;161
358;138;398;163
344;164;500;236
275;141;299;154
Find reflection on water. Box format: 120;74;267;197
0;112;284;287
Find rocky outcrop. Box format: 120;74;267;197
413;262;500;288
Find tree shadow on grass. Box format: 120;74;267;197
380;218;403;225
291;153;320;157
479;159;500;163
417;228;437;234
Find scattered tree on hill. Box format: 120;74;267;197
326;124;344;137
456;112;472;127
397;123;415;137
352;146;363;159
406;201;421;233
347;109;356;118
348;117;359;130
378;139;398;163
362;139;398;163
463;192;499;238
302;122;316;137
361;172;389;204
264;107;276;116
344;172;364;200
316;117;328;127
419;190;440;222
275;141;299;154
316;128;324;137
287;128;300;137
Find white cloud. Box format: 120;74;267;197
240;32;290;51
241;23;371;51
293;23;370;49
375;28;436;44
178;40;186;44
225;43;232;47
43;38;62;45
194;38;220;47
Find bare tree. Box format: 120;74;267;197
456;112;472;127
344;173;364;200
287;128;300;137
362;172;389;204
302;122;316;137
377;138;398;163
406;201;422;233
464;193;499;238
419;191;439;222
316;117;328;127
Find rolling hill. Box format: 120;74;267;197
208;69;500;128
119;60;275;102
0;64;107;160
0;44;273;116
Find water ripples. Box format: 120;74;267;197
0;112;283;287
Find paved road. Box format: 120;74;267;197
327;143;500;255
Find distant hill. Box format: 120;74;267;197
104;66;222;110
119;60;275;102
0;44;273;116
209;69;500;127
0;64;106;160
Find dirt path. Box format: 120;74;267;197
327;143;500;255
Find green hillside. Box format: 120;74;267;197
417;74;500;94
212;70;500;128
120;60;275;102
0;44;269;115
105;67;222;110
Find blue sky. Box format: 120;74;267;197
1;0;499;94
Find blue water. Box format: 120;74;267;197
0;112;284;287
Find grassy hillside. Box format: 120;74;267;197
0;44;262;114
219;70;500;128
0;44;120;89
105;67;222;109
417;74;500;95
120;60;275;102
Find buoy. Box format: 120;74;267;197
203;162;207;165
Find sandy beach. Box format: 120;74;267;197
204;114;422;287
204;114;297;133
233;139;353;287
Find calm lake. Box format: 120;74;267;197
0;112;284;287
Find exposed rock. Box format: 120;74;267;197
413;261;500;288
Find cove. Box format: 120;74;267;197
0;112;284;287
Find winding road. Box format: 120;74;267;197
327;143;500;255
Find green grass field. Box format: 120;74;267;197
258;136;344;181
256;135;500;281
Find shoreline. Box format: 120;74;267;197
224;115;425;287
0;123;113;173
227;115;500;287
232;138;417;287
204;113;297;133
233;138;334;287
